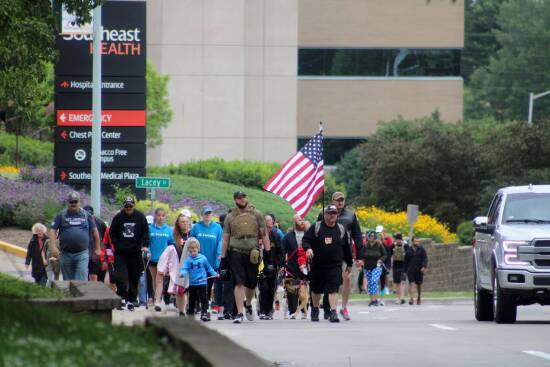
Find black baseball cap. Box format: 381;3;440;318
123;196;135;205
233;191;247;199
326;205;338;214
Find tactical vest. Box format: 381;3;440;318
393;245;406;262
229;206;261;251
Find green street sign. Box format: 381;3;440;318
135;177;171;189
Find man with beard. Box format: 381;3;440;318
220;191;271;324
317;192;363;321
305;205;353;323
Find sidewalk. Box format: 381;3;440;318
0;249;32;281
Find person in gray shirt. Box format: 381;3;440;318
50;192;100;281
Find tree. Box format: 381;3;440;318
469;0;550;121
0;1;102;136
146;62;173;148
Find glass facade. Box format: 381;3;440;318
298;137;366;165
299;48;461;77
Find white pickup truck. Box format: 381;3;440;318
473;185;550;323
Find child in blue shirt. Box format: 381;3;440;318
180;238;218;321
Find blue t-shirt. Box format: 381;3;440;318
190;221;223;269
149;223;175;263
51;208;96;254
180;253;217;286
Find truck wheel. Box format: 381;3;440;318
492;273;517;324
474;269;493;321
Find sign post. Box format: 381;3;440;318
407;204;419;243
91;4;102;216
135;177;171;213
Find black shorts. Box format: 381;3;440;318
88;259;101;276
407;271;424;285
309;265;342;294
393;266;405;283
227;251;258;289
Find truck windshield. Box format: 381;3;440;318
503;192;550;223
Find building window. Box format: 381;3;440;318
298;137;366;165
299;48;461;77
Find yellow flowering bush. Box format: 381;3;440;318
355;206;457;244
0;166;20;175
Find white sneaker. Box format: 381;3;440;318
154;303;163;312
166;303;178;312
233;313;244;324
378;300;385;306
244;303;254;321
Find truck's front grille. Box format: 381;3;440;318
534;240;550;247
535;260;550;267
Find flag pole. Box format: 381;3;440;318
320;121;324;220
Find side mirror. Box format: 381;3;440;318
474;216;495;234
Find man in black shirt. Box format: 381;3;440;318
109;196;150;310
304;205;353;323
317;192;363;321
404;237;428;306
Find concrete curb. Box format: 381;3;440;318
0;240;27;258
147;317;271;367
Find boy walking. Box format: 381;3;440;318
180;238;218;321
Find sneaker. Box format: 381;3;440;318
154;303;163;312
400;299;406;305
201;313;210;322
373;300;379;306
340;308;351;321
394;300;401;305
290;314;296;320
311;307;320;322
378;300;385;306
233;313;244;324
166;303;178;312
258;313;266;320
223;312;233;320
323;310;330;320
117;300;127;310
329;310;340;323
127;302;135;312
179;311;185;317
244;303;254;321
301;312;307;320
217;314;226;320
368;301;375;307
417;299;421;306
409;299;414;306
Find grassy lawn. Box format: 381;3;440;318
165;174;318;229
350;291;473;300
0;273;191;366
0;273;65;299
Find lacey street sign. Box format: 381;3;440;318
135;177;170;189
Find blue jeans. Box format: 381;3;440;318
60;250;89;281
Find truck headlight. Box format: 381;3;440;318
502;240;529;265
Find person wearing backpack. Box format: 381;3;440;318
391;233;409;305
304;205;353;323
220;191;272;324
50;192;101;281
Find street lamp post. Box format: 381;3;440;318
527;90;550;125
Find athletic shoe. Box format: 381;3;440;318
368;301;375;307
117;300;127;310
265;313;273;320
378;300;385;306
131;301;140;309
400;299;406;305
166;303;178;312
154;303;163;312
340;308;351;321
290;314;296;320
127;302;135;312
179;311;185;317
417;299;421;306
323;310;330;320
394;300;401;305
258;313;267;320
329;310;340;323
301;312;307;320
373;300;379;306
201;313;210;322
311;307;320;322
244;303;254;321
233;313;244;324
409;299;414;305
217;314;226;320
223;312;233;320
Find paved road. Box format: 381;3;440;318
0;250;32;280
113;299;550;367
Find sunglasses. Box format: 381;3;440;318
124;204;134;209
69;200;79;204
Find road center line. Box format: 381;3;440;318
523;350;550;361
429;323;457;331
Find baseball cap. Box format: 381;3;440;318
332;192;345;201
326;204;338;213
180;209;192;218
202;206;213;215
123;196;135;205
67;191;80;202
233;191;247;199
83;205;94;215
394;232;403;240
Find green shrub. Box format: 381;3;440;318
0;132;52;166
150;158;345;206
456;221;474;246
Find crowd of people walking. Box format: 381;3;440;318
25;190;428;323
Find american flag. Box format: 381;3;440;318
263;127;324;218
